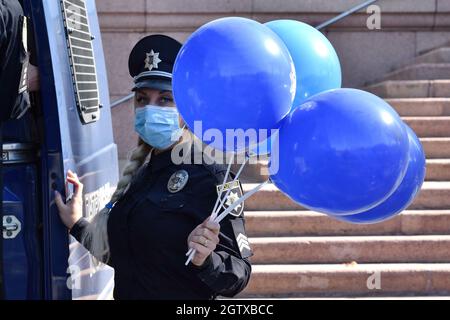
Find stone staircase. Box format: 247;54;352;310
237;46;450;298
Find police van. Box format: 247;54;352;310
2;0;118;299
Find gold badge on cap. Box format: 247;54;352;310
167;170;189;193
216;180;244;217
144;50;162;71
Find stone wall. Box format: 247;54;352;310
95;0;450;163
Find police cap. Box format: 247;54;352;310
128;34;182;92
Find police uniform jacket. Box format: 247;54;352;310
70;145;253;300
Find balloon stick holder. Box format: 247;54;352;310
185;151;268;266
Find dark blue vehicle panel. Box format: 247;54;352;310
3;161;42;299
2;0;118;299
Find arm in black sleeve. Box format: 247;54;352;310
69;217;90;244
68;166;148;265
188;166;253;297
69;217;112;265
192;214;253;297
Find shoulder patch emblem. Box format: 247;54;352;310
236;233;251;255
216;179;244;217
230;219;253;259
167;170;189;193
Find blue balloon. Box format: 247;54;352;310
265;20;341;108
249;129;279;156
335;126;426;224
269;88;410;215
173;17;296;152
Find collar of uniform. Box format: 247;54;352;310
149;148;174;173
148;140;201;173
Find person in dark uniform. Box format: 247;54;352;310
54;34;253;300
0;0;39;121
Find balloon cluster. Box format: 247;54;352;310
173;17;426;224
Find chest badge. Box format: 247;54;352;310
167;170;189;193
216;180;244;217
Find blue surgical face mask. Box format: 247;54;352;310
134;105;184;150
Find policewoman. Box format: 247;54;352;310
54;35;253;300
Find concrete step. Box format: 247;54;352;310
249;235;450;264
365;80;450;99
403;117;450;137
239;263;450;298
235;161;269;183
243;182;450;211
228;296;450;300
387;98;450;116
383;63;450;81
245;210;450;237
427;159;450;180
413;47;450;65
421;138;450;159
240;158;449;182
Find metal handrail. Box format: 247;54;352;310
111;93;134;108
316;0;379;30
110;0;379;108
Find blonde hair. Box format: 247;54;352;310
81;130;197;265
